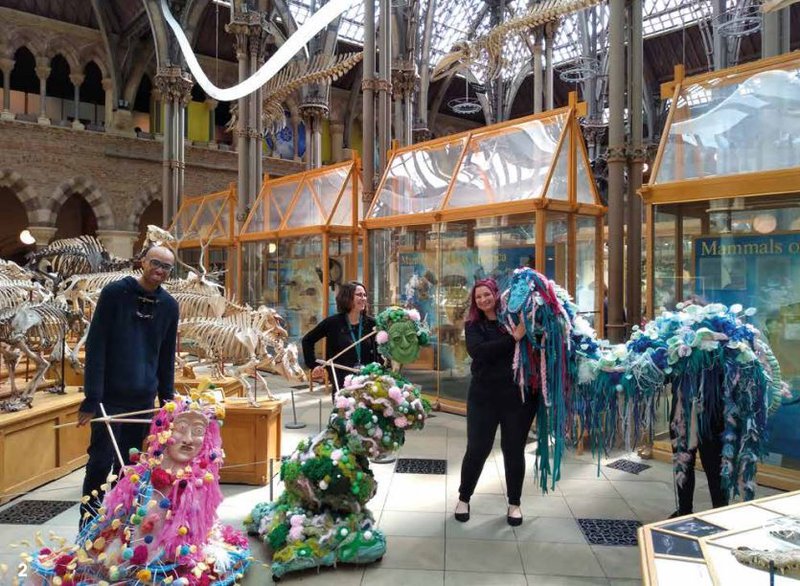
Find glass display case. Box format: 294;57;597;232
239;158;361;349
364;96;606;413
168;185;236;290
642;54;800;489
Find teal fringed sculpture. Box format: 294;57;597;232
246;307;431;580
500;268;571;493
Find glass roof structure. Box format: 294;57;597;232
286;0;731;82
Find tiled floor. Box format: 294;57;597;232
0;375;786;585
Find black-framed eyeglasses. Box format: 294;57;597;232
148;259;174;272
136;295;159;320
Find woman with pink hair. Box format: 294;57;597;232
28;394;250;585
453;278;535;526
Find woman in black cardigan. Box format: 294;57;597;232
302;281;379;398
453;277;535;526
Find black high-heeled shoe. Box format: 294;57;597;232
507;506;523;526
454;502;470;522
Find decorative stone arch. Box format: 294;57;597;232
45;177;115;230
9;29;46;61
79;47;110;80
44;37;81;74
0;169;41;226
126;184;161;231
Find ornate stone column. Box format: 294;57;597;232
377;0;392;171
300;100;328;169
206;98;218;147
392;64;417;147
26;226;58;249
330;121;345;163
35;59;50;125
97;229;140;258
362;0;377;214
152;88;162;136
155;66;193;228
101;77;114;130
544;23;557;111
532;29;543;114
69;73;85;130
0;57;14;120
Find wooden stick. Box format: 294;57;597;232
53;406;162;429
316;359;360;374
329;329;377;363
100;403;125;468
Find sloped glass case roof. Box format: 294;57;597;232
170;188;235;244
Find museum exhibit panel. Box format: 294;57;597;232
239;157;361;345
363;96;606;413
641;53;800;491
169;184;237;291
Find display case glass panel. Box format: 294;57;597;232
330;173;355;226
370;138;468;218
173;200;201;240
285;184;325;228
242;194;266;235
577;151;598;204
241;241;272;308
545;212;569;284
177;247;201;279
446;115;566;208
575;216;598;325
272;236;326;343
652;193;800;470
544;135;569;202
310;166;349;216
655;59;800;184
193;197;226;240
269;181;301;230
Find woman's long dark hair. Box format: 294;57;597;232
465;278;501;324
336;281;370;315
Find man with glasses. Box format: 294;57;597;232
77;245;180;528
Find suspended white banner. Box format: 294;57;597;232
160;0;359;102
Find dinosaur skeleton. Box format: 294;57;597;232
227;52;364;135
0;280;51;309
432;0;603;81
177;307;305;405
0;302;86;412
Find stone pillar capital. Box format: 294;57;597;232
97;229;140;259
0;57;14;74
101;77;114;92
69;73;85;87
391;68;418;98
155;67;194;106
35;64;51;80
26;226;58;248
205;98;218;110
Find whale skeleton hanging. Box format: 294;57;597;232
0;301;87;412
432;0;603;82
225;52;364;136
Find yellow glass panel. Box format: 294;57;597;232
446;115;566;208
370;137;468;218
269;181;301;230
285;184;326;228
655;60;800;183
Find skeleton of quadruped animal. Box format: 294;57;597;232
177;306;305;405
0;301;86;411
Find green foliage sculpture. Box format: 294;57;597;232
246;307;431;580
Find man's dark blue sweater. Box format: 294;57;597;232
80;276;179;414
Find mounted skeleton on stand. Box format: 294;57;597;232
0;301;87;411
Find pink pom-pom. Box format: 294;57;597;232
376;331;389;344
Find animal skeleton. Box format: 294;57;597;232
432;0;603;81
227;52;364;135
177;307;305;405
733;546;800;577
0;302;86;412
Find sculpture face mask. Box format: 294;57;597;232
387;321;420;364
166;411;208;465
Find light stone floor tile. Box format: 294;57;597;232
566;496;637;521
462;493;510;515
591;545;643;579
444;571;528;586
379;536;445;571
555;479;620;499
611;480;674;501
445;538;524;573
559;463;607;480
524;576;610;586
445;512;519;541
518;542;604;577
512;516;587;543
378;511;445;538
363;568;445;586
519;495;573;518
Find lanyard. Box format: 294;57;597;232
348;314;363;365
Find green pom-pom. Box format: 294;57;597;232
267;522;290;549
